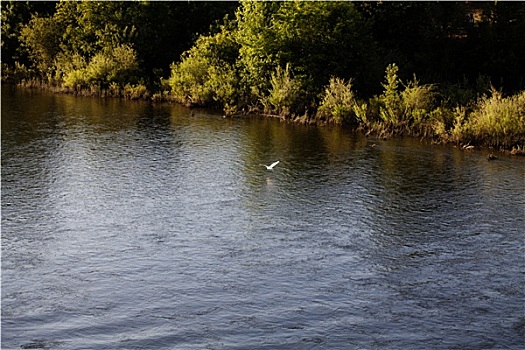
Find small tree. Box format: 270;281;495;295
379;63;403;124
20;16;62;77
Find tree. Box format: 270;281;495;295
232;0;378;110
19;15;62;77
272;1;378;96
1;1;55;67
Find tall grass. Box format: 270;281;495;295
467;89;525;149
352;64;438;136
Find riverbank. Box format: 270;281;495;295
9;77;525;157
5;1;523;154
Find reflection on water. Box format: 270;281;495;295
2;87;525;349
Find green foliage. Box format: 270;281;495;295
60;44;139;89
402;77;436;114
52;1;139;57
402;76;437;131
1;1;55;69
378;63;403;124
317;77;358;125
1;61;30;83
374;64;437;131
20;16;62;76
123;83;148;100
6;0;525;150
449;106;470;144
168;22;239;110
233;0;377;106
168;0;377;114
13;1;237;89
468;89;525;148
271;1;377;95
18;1;141;88
234;1;281;103
169;54;211;105
263;64;302;117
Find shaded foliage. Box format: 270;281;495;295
2;0;524;150
1;1;55;68
2;0;237;89
169;1;377;115
355;1;525;93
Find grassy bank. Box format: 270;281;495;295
7;62;525;155
168;59;525;153
311;64;525;153
4;1;524;153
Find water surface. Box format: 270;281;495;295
2;87;524;349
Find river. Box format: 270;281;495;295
2;87;524;349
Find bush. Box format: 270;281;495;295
56;52;87;88
374;63;437;133
59;44;139;89
206;64;239;114
85;44;139;86
316;77;358;124
1;62;30;83
449;106;470;144
378;63;403;124
468;89;525;148
262;63;302;117
63;69;87;89
168;24;240;110
169;53;212;106
402;76;436;116
123;83;148;100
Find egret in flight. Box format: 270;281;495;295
261;161;280;170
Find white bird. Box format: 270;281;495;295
261;161;280;170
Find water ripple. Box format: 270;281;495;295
2;89;524;349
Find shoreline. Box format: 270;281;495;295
6;81;525;157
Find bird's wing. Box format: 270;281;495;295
269;161;280;169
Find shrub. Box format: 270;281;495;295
58;44;139;89
375;63;438;133
1;61;30;83
402;76;437;133
123;83;148;99
63;69;87;89
168;24;240;110
206;64;239;114
85;44;139;86
262;63;302;117
449;106;471;144
54;52;85;88
468;89;525;148
85;52;114;84
402;77;436;116
317;77;358;124
353;102;370;125
378;63;403;125
169;53;212;106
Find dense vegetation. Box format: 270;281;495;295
2;1;524;151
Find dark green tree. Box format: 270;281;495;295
1;1;55;68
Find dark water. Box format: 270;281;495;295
2;87;524;349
